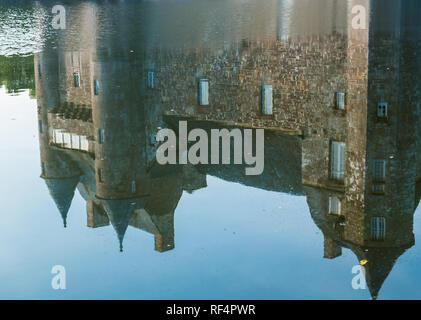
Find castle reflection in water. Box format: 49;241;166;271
34;0;421;299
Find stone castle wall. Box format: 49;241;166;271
150;35;349;135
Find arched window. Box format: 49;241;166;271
262;85;273;115
73;72;80;87
199;79;209;106
329;197;342;215
330;141;345;181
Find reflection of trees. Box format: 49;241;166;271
0;55;35;96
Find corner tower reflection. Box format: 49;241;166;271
34;0;421;299
35;48;207;254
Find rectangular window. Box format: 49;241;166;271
69;134;73;149
372;183;385;194
80;136;89;151
262;85;273;115
371;217;386;241
199;79;209;106
147;71;154;89
131;180;136;193
372;160;386;182
38;120;43;134
329;197;342;215
377;102;388;118
74;72;80;87
98;168;104;183
330;141;346;181
41;162;46;176
98;129;105;144
335;92;345;110
71;134;80;150
63;133;71;148
53;130;63;144
93;80;99;95
38;64;42;78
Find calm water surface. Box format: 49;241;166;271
0;0;421;300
